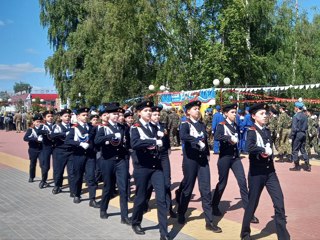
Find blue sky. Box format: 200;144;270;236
0;0;319;94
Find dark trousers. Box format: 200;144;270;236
73;154;97;199
177;158;212;224
132;168;168;236
53;148;75;194
39;146;53;182
100;158;128;219
292;133;309;164
241;172;290;240
212;156;248;208
28;148;41;179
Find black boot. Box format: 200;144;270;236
275;154;284;163
304;162;311;172
289;163;300;171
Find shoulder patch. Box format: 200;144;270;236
133;123;141;127
72;124;78;128
219;121;226;125
249;126;256;130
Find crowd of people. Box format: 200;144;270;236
5;99;318;239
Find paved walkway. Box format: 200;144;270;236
0;130;320;239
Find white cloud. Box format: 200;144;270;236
0;21;5;26
0;63;45;80
0;19;13;27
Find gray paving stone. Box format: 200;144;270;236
0;167;195;240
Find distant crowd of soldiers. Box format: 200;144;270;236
7;100;319;239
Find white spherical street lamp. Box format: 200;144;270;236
223;77;231;85
40;99;45;103
159;85;166;91
32;99;36;103
8;98;12;103
213;79;220;87
148;85;155;91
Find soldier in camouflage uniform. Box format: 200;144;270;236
276;105;292;162
168;108;180;147
267;107;279;152
203;108;213;147
306;110;320;158
160;108;169;128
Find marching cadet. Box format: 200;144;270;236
90;114;100;127
289;102;310;171
38;110;55;189
146;105;177;218
50;109;75;196
130;101;170;240
124;110;135;202
94;103;131;224
65;107;99;207
212;105;225;154
23;114;44;183
177;100;222;233
211;103;259;224
276;105;292;162
306;109;320;158
240;103;290;240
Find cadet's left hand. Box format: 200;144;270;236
309;133;312;137
157;131;164;137
80;142;89;149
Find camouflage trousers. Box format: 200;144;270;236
278;129;291;155
170;128;179;147
271;132;280;151
207;130;213;147
306;136;320;156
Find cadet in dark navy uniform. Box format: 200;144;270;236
49;109;75;196
65;107;98;207
289;101;310;172
94;103;130;224
23;114;44;183
130;101;170;240
177;100;222;233
212;103;259;224
146;105;176;218
38;110;55;189
240;103;290;240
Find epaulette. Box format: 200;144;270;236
219;121;226;125
133;123;141;127
72;124;78;128
249;126;256;130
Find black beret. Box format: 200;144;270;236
60;109;72;116
118;108;125;114
135;101;154;111
249;103;269;114
151;105;163;112
222;103;237;113
184;100;201;111
124;111;134;118
77;107;90;114
42;110;54;117
33;114;43;121
90;114;99;120
270;107;279;115
105;102;120;113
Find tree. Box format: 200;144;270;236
13;82;32;94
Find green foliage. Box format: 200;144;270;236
13;82;32;94
39;0;320;106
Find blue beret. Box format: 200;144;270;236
294;102;304;109
206;108;212;113
238;109;242;114
245;106;250;111
216;105;221;110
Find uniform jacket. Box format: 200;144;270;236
94;122;127;160
130;120;162;169
38;122;55;148
291;111;308;139
49;122;72;149
150;122;171;153
23;126;43;150
246;124;275;176
214;120;240;158
180;118;210;165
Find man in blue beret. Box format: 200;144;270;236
289;101;310;171
211;105;225;153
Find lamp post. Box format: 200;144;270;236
213;77;231;106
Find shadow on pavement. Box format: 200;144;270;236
251;219;276;239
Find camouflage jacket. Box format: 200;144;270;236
277;112;291;132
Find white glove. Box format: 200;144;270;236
288;139;292;144
276;133;280;138
231;135;238;143
37;135;43;142
65;131;70;136
114;133;121;139
156;140;163;147
157;131;164;137
80;142;89;149
309;134;312;137
105;141;110;145
264;146;272;156
198;141;206;150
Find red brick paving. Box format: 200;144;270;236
1;129;319;239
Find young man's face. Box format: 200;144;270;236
187;106;200;119
118;113;124;123
60;113;70;124
45;114;54;123
125;116;134;125
151;111;160;123
225;109;236;122
108;112;119;122
139;107;152;121
33;120;42;127
77;112;88;123
252;110;267;126
90;117;99;126
101;113;108;123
